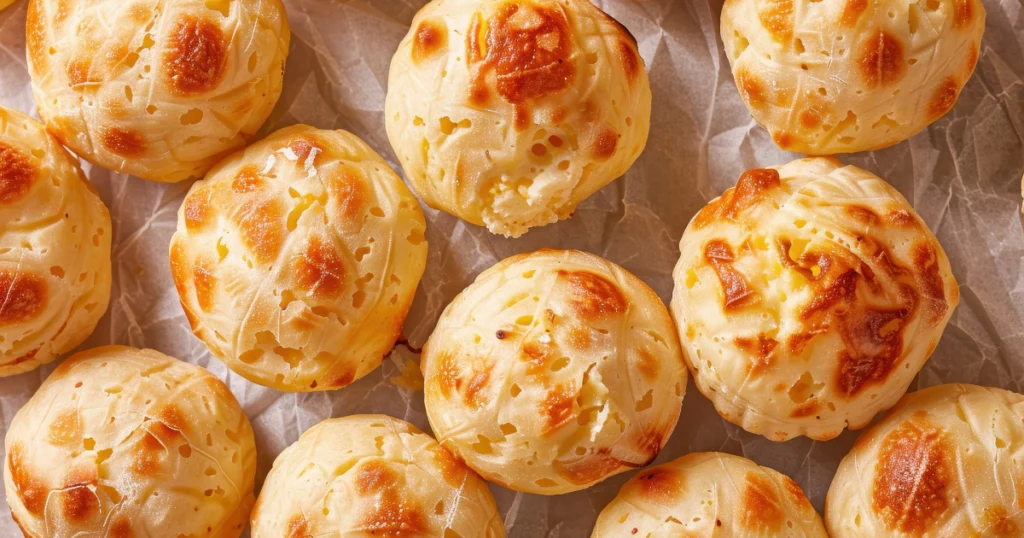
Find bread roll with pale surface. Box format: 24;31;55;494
251;415;505;537
826;383;1024;537
3;346;256;538
170;125;428;392
592;452;827;537
26;0;290;182
422;249;685;495
722;0;984;154
0;105;111;376
385;0;651;237
671;157;958;441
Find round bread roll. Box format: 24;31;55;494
170;125;428;392
385;0;652;238
422;249;686;495
0;105;111;376
4;345;257;537
593;452;828;537
722;0;984;154
827;384;1024;537
251;415;505;537
670;157;958;441
26;0;290;183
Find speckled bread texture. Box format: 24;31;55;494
251;415;505;537
170;125;428;392
722;0;984;154
26;0;290;183
422;249;686;495
385;0;651;237
592;452;828;537
670;157;958;441
826;384;1024;537
3;345;257;538
0;105;111;376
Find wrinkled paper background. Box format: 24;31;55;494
1;0;1023;535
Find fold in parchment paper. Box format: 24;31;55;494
0;0;1022;536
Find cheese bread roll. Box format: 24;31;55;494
827;384;1024;537
385;0;651;237
251;415;505;537
671;158;958;441
4;346;256;538
593;452;827;537
422;249;686;494
0;105;110;376
27;0;290;182
171;125;428;392
722;0;984;154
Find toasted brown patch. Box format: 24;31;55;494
591;128;619;160
782;476;812;510
758;0;794;43
8;443;47;515
704;240;758;310
693;168;781;229
841;0;868;26
193;256;217;313
328;367;356;388
858;30;905;88
872;418;952;534
100;127;147;157
464;370;490;408
232;165;264;193
110;517;134;538
799;107;823;129
846;205;880;225
631;466;682;502
0;142;36;204
984;506;1020;536
912;242;949;325
328;165;368;224
0;271;47;325
741;472;785;531
432;446;468;488
617;39;641;85
59;468;98;522
772;131;794;150
355;460;427;536
158;404;188;432
183;186;214;232
287;514;313;538
554;450;625;486
928;78;960;121
886;209;916;227
236;197;286;264
735;67;767;110
636;348;660;379
65;56;97;86
790;400;819;418
26;0;48;70
735;334;778;375
294;235;346;299
953;0;973;28
434;349;462;398
558;270;627;321
540;383;576;436
48;408;82;445
165;16;227;95
412;19;448;64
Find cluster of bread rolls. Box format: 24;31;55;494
0;0;1009;535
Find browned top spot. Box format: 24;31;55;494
734;334;778;375
983;506;1020;536
158;404;188;432
735;68;767;110
287;514;313;538
463;370;490;408
412;19;448;64
434;349;462;399
742;472;784;531
432;445;468;489
632;466;682;503
617;39;641;85
799;107;823;129
558;270;627;321
0;142;35;204
693;168;781;229
25;0;47;70
540;383;576;436
100;127;147;157
328;165;368;225
48;408;82;445
193;256;218;312
872;418;952;534
184;186;214;232
953;0;973;28
758;0;794;43
0;271;47;325
782;476;812;510
8;442;47;515
636;348;660;380
704;240;759;310
288;137;322;164
66;56;97;86
110;517;134;538
841;0;868;27
846;205;881;225
356;460;399;495
554;449;626;486
912;242;949;325
232;165;264;193
858;30;906;88
59;468;98;522
355;460;427;537
468;1;574;121
236;197;286;264
294;235;346;299
591;128;619;160
928;78;960;121
165;16;227;95
790;400;820;418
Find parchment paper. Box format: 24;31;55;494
1;0;1023;535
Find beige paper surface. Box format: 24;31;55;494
0;0;1022;535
